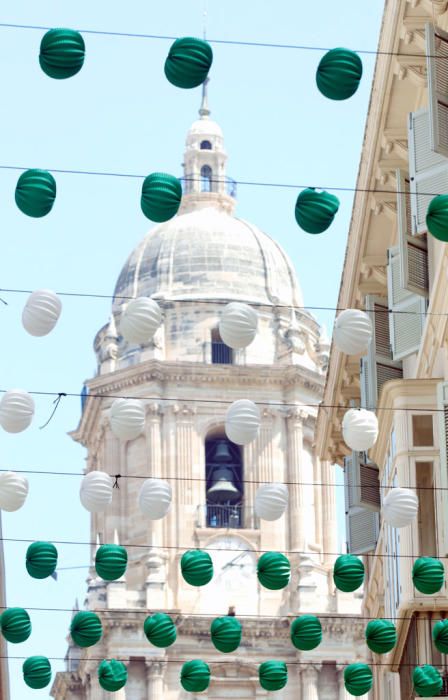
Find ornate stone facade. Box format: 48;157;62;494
52;89;366;699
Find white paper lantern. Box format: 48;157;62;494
382;487;419;528
0;389;35;433
138;478;172;519
0;471;29;511
80;471;114;513
225;399;261;446
110;398;145;441
120;298;162;345
342;408;378;451
22;289;62;337
333;309;373;355
219;302;258;350
255;483;288;521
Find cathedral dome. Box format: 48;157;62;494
113;206;303;308
187;117;223;138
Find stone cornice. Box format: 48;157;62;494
316;0;438;463
71;360;324;445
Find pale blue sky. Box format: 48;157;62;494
0;1;384;696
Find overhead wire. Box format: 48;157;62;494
0;467;444;493
0;286;440;317
0;20;441;61
0;536;440;559
0;386;442;413
0;605;440;624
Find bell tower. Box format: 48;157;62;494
180;80;236;214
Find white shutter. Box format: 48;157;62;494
361;296;403;409
344;454;380;555
426;23;448;158
387;247;427;360
437;382;448;554
408;109;448;234
396;169;429;297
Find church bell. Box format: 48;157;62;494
207;467;240;503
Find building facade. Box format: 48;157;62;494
52;90;365;699
316;1;448;698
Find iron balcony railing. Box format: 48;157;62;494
180;176;237;198
196;504;258;530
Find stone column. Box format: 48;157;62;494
145;403;167;608
174;404;197;538
286;409;307;552
300;665;320;700
245;413;274;528
337;665;351;700
321;459;338;565
146;660;166;699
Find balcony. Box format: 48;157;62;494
196;504;258;530
180;176;237;198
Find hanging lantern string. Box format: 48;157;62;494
0;285;442;318
0;654;441;668
0;467;444;492
0;604;441;624
0;164;447;199
38;392;67;430
0;535;442;559
0;386;444;413
0;20;444;60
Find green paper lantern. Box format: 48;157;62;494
95;544;127;581
210;616;242;653
39;28;85;79
426;194;448;242
344;663;373;696
259;661;288;691
333;554;364;593
15;170;56;218
412;557;445;594
180;660;210;693
257;551;290;590
295;188;340;234
433;619;448;653
290;615;322;651
22;656;52;690
181;550;213;586
98;659;128;692
70;611;102;648
141;172;182;223
316;48;363;100
413;665;443;697
164;37;213;89
26;541;58;579
144;612;176;648
365;619;397;654
1;607;31;644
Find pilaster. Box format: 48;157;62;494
145;659;166;699
300;664;321;700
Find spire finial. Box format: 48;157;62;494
199;77;210;119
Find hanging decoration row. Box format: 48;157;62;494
12;653;448;696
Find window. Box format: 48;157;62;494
412;414;434;447
200;140;212;150
205;436;243;528
211;327;233;364
416;461;437;557
200;165;212;192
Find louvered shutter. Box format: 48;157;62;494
344;454;379;554
360;296;403;409
387;247;427;360
408;108;448;234
426;23;448;158
437;382;448;553
396;169;429;297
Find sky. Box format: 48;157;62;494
0;1;385;697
